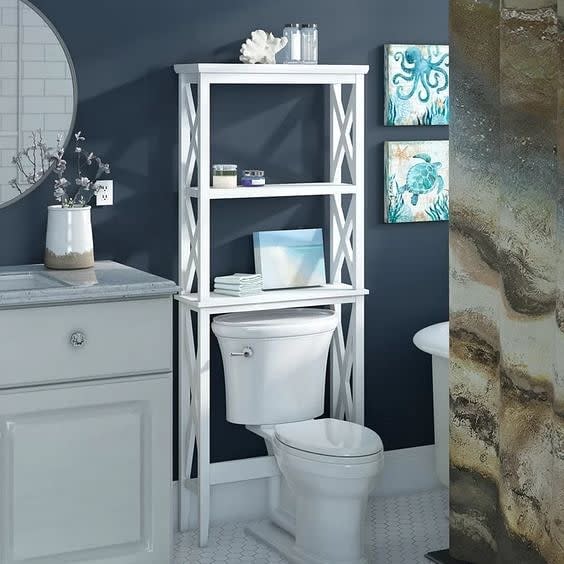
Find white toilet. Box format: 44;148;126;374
212;308;383;564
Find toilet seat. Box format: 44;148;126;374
274;418;383;463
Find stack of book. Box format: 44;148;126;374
214;273;263;297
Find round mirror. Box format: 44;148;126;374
0;0;77;208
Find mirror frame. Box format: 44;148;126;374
0;0;78;210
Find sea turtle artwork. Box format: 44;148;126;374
400;153;445;206
384;140;449;224
384;45;450;126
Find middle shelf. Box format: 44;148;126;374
187;182;357;199
176;283;368;313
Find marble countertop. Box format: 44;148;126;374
0;261;179;308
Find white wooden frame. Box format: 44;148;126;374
175;63;369;546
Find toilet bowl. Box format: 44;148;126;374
274;419;383;564
212;308;384;564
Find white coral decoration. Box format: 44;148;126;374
239;30;288;64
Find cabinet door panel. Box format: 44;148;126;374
0;376;171;564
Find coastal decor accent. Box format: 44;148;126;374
253;228;326;290
44;131;111;269
384;140;449;223
240;30;288;64
384;44;449;126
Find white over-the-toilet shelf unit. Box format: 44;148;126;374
174;63;369;547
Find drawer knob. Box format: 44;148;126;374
69;331;87;349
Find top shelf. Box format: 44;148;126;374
173;63;369;85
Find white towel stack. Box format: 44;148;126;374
214;273;263;297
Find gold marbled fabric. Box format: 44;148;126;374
450;1;564;562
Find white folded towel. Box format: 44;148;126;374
214;273;262;285
215;283;262;292
213;273;263;297
214;287;263;297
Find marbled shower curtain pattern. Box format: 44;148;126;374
450;0;563;563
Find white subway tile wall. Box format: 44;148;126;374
0;0;73;204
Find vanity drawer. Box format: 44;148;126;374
0;297;172;388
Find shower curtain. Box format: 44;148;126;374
449;1;563;563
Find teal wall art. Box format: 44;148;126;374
385;44;449;126
384;140;449;223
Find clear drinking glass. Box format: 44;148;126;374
300;24;318;64
282;24;302;63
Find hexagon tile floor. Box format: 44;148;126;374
174;487;449;564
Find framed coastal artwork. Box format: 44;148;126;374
384;44;449;126
253;228;326;290
384;140;449;223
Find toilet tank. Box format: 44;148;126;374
212;308;338;425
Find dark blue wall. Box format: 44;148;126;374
0;0;448;473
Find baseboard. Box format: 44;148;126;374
173;475;272;531
374;444;440;497
173;444;440;531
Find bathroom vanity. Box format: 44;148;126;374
0;262;178;564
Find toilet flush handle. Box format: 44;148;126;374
230;346;253;358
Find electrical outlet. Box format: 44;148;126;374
96;180;113;206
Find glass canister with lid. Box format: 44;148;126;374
282;24;302;63
300;24;318;64
212;164;237;188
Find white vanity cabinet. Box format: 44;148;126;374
0;262;178;564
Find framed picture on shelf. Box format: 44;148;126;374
253;228;326;290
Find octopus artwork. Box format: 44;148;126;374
384;44;450;126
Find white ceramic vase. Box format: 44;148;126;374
44;205;94;270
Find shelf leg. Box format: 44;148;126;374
178;304;189;532
179;305;198;533
197;310;211;547
352;296;365;425
330;304;342;417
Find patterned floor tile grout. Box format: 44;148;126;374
174;488;449;564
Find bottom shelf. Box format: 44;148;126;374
175;283;368;312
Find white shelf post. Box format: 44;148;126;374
174;64;369;546
352;73;365;425
329;82;343;417
177;72;191;533
197;310;211;546
197;78;211;302
328;76;365;425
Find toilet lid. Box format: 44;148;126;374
212;308;337;339
275;418;383;458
